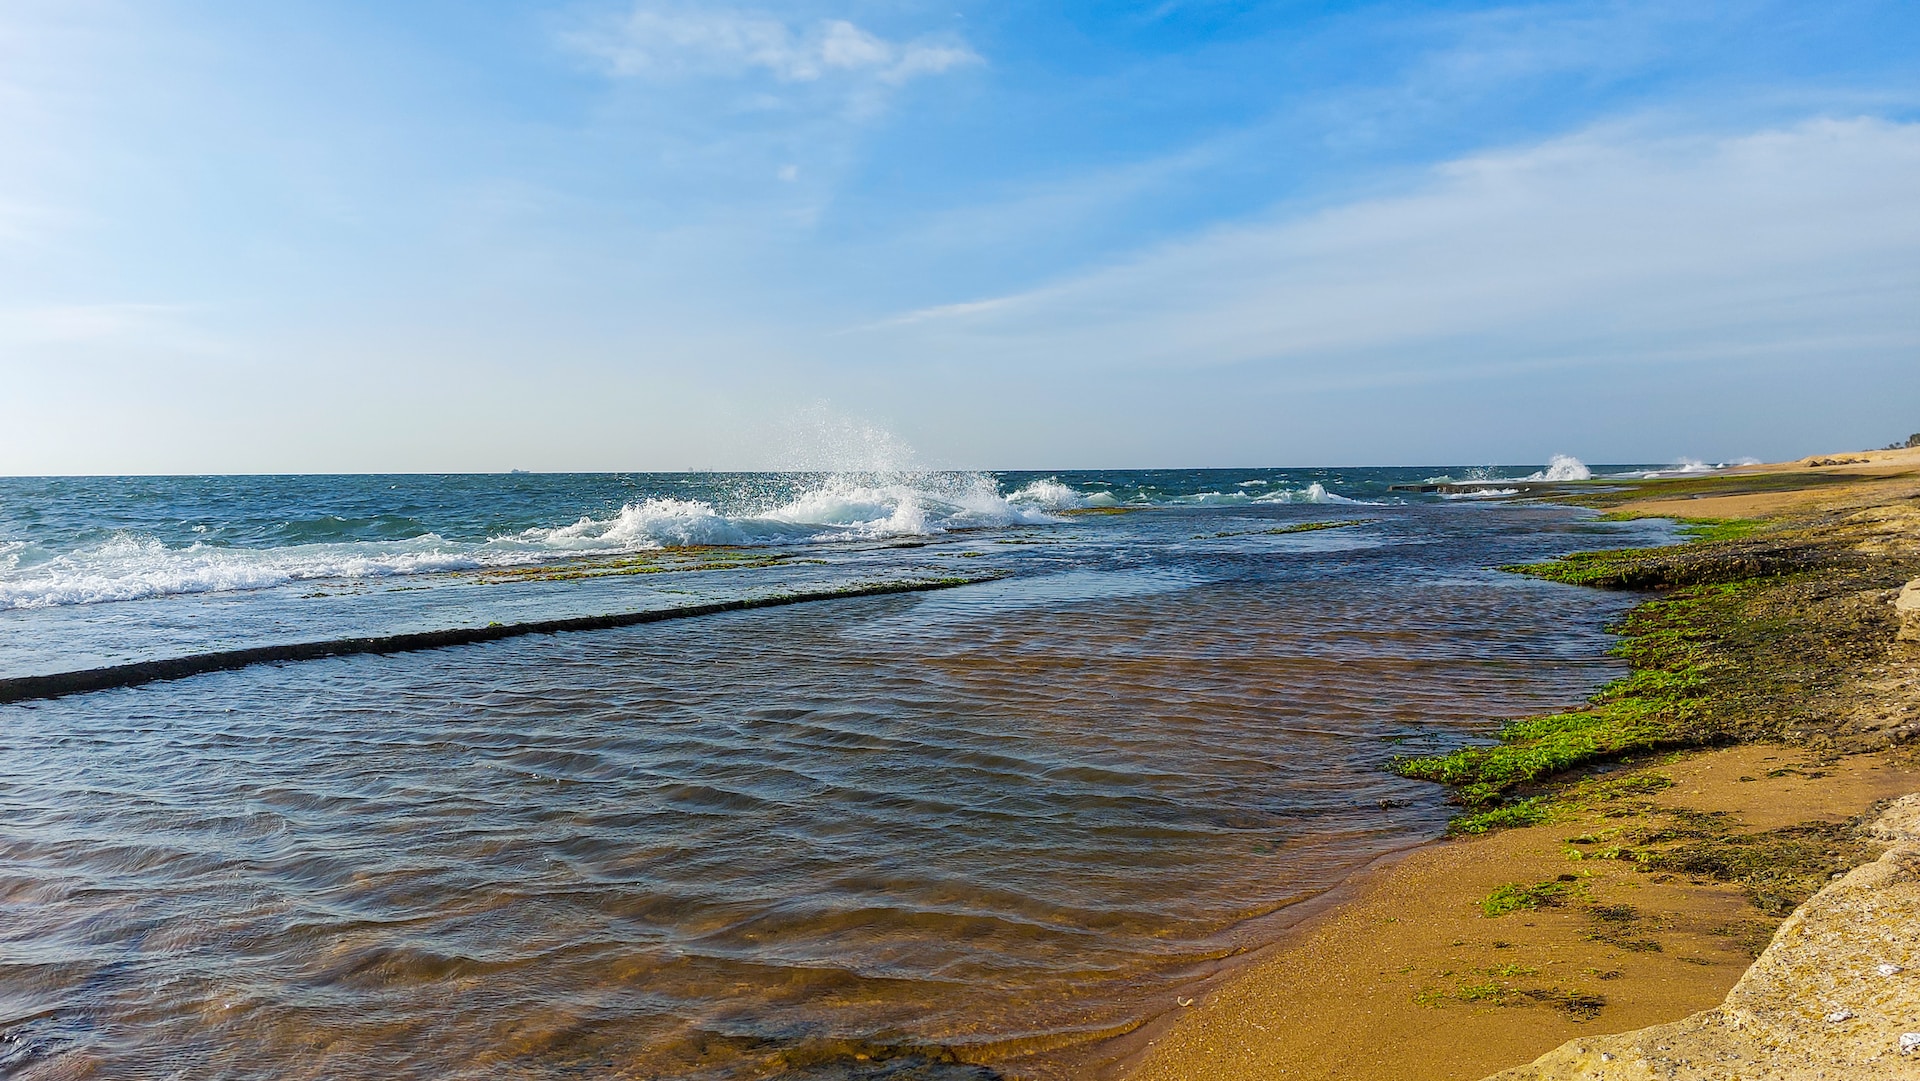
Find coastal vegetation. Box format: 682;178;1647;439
1393;465;1920;918
472;546;797;583
1201;517;1372;539
1480;878;1574;917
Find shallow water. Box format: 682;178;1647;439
0;471;1666;1078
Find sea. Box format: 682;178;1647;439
0;465;1680;1079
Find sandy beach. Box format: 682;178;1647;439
1113;449;1920;1081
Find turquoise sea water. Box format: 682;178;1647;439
0;468;1672;1079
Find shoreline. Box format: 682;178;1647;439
1109;743;1918;1080
1101;448;1920;1081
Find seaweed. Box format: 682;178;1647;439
1628;819;1880;916
1481;879;1574;917
1412;967;1604;1019
1393;500;1920;821
1450;797;1552;835
1200;518;1372;539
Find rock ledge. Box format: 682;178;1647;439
1483;793;1920;1080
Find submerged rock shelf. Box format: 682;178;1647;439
0;575;993;705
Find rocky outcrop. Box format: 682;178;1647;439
1898;579;1920;643
1483;794;1920;1080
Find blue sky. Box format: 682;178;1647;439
3;0;1917;472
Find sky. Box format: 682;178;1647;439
2;0;1917;473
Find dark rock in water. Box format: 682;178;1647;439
775;1051;1002;1080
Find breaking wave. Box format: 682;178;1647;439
1523;455;1592;482
1424;457;1594;486
0;473;1066;610
1166;482;1377;507
0;533;496;610
1606;458;1756;480
0;472;1384;610
1443;487;1522;500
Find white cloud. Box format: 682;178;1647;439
857;117;1920;387
564;6;978;86
0;302;191;345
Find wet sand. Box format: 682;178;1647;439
1115;452;1920;1081
1116;744;1919;1081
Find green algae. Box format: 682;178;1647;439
1395;498;1919;829
1201;518;1372;539
1583;816;1883;917
1552;469;1869;510
1450;797;1554;835
1392;641;1706;810
1481;879;1573;917
473;547;788;584
1672;518;1767;544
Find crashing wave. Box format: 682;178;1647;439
0;472;1390;610
1607;458;1757;480
1523;455;1592;482
1164;482;1373;507
1443;487;1522;499
0;532;497;610
0;472;1073;611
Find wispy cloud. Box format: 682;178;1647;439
852;294;1017;331
0;302;209;350
563;6;979;86
856;117;1920;387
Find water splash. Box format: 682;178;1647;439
1523;455;1591;482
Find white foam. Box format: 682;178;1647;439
1523;455;1592;482
525;498;755;549
1168;482;1375;506
0;472;1076;610
0;472;1392;610
1607;457;1752;480
0;531;501;610
1004;478;1091;511
1257;482;1378;505
1423;466;1499;484
767;474;1061;537
1443;487;1522;499
1173;490;1255;506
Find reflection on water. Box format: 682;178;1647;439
0;504;1647;1079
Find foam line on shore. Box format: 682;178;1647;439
0;576;997;705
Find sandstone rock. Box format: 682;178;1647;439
1481;793;1920;1080
1899;580;1920;643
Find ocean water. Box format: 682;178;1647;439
0;468;1674;1079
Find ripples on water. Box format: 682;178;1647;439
0;477;1663;1079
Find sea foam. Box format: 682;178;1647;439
0;532;495;610
0;473;1067;610
0;472;1385;610
1523;455;1592;482
1170;482;1373;506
